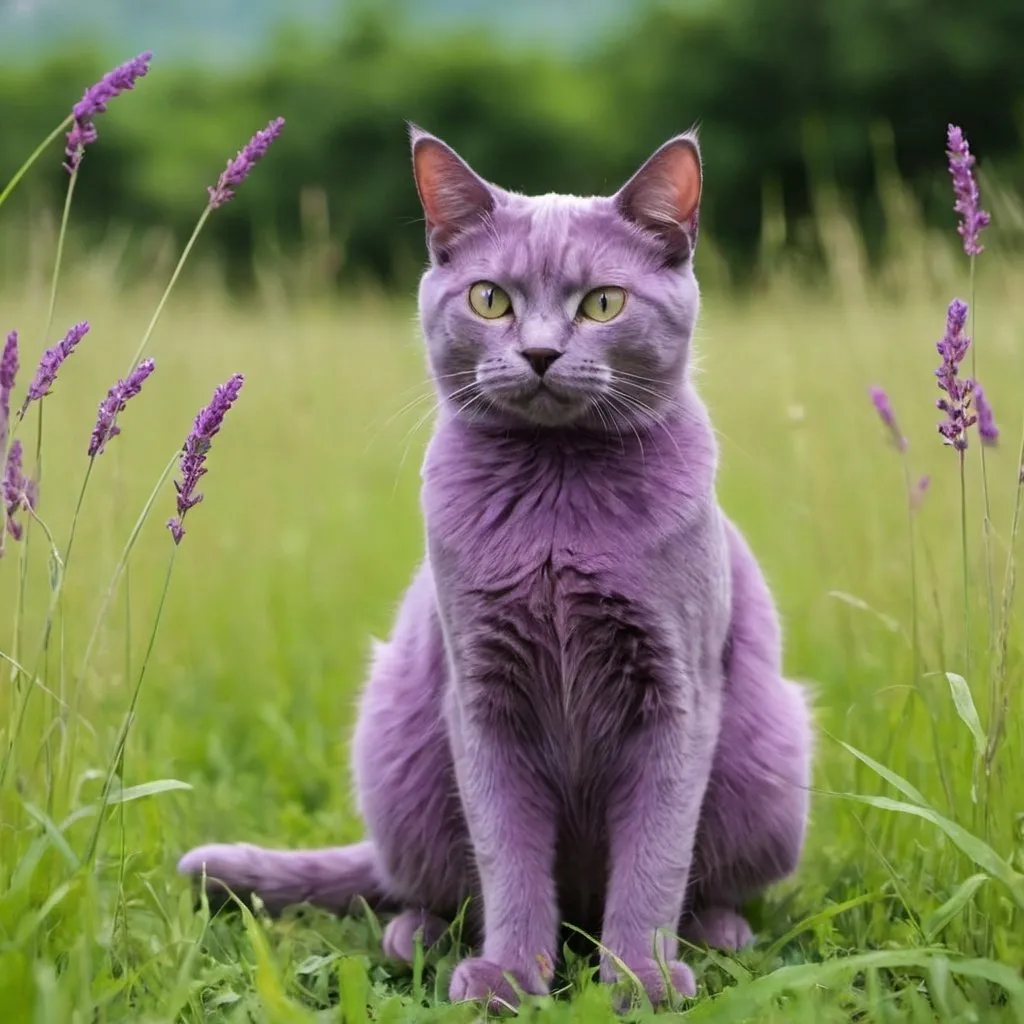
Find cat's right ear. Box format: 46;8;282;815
409;124;495;262
614;131;702;264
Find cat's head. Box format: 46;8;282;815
411;126;702;430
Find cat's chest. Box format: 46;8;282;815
423;439;685;584
447;551;687;736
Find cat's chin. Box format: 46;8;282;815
482;383;592;428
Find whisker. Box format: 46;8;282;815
596;393;635;458
610;368;678;388
586;395;625;455
391;395;449;495
604;392;646;465
605;386;683;461
616;379;673;406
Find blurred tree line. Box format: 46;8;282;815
2;0;1022;289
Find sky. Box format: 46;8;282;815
0;0;625;63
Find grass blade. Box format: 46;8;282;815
757;890;885;964
923;874;988;941
942;672;987;754
21;801;80;871
838;739;928;806
239;899;316;1023
338;956;370;1024
943;671;987;800
106;778;192;805
684;949;1024;1021
840;792;1024;908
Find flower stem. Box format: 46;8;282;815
44;167;79;345
4;167;83;780
986;416;1024;771
60;451;179;797
959;450;972;682
8;406;42;686
0;502;65;788
124;206;212;376
0;116;73;212
969;259;997;710
902;454;954;810
84;549;177;865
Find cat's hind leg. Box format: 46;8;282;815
683;522;812;951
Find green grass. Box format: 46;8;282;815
1;230;1023;1022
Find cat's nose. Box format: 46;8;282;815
521;348;562;377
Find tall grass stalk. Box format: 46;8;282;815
986;419;1024;769
84;549;177;864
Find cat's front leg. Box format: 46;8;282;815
445;684;559;1011
600;707;717;1008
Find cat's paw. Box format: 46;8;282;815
681;906;755;951
601;956;696;1008
448;956;550;1012
381;909;449;963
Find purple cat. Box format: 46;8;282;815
179;127;813;1010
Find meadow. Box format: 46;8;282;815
2;127;1024;1020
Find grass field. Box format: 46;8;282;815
1;213;1024;1022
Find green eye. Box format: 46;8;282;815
579;286;626;323
468;281;512;319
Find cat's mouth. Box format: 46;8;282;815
489;380;590;426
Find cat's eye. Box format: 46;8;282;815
579;287;626;323
468;281;512;319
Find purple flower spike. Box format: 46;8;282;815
973;384;999;446
208;118;285;209
88;358;156;457
167;373;244;544
869;386;907;452
935;299;975;451
23;321;89;413
946;125;991;257
2;440;36;544
1;330;18;449
64;52;152;173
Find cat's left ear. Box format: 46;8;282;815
409;123;495;262
614;132;702;263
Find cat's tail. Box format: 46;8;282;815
177;839;393;914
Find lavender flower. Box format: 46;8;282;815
973;384;999;446
1;330;18;449
22;321;90;413
65;52;152;173
946;125;991;257
2;440;35;543
869;386;907;451
88;358;156;457
167;373;244;544
208;118;285;209
935;299;975;451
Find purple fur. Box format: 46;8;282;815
179;127;812;1011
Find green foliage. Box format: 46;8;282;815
3;0;1024;287
1;242;1023;1017
2;16;1024;1017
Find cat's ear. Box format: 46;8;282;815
409;124;495;261
614;131;702;263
